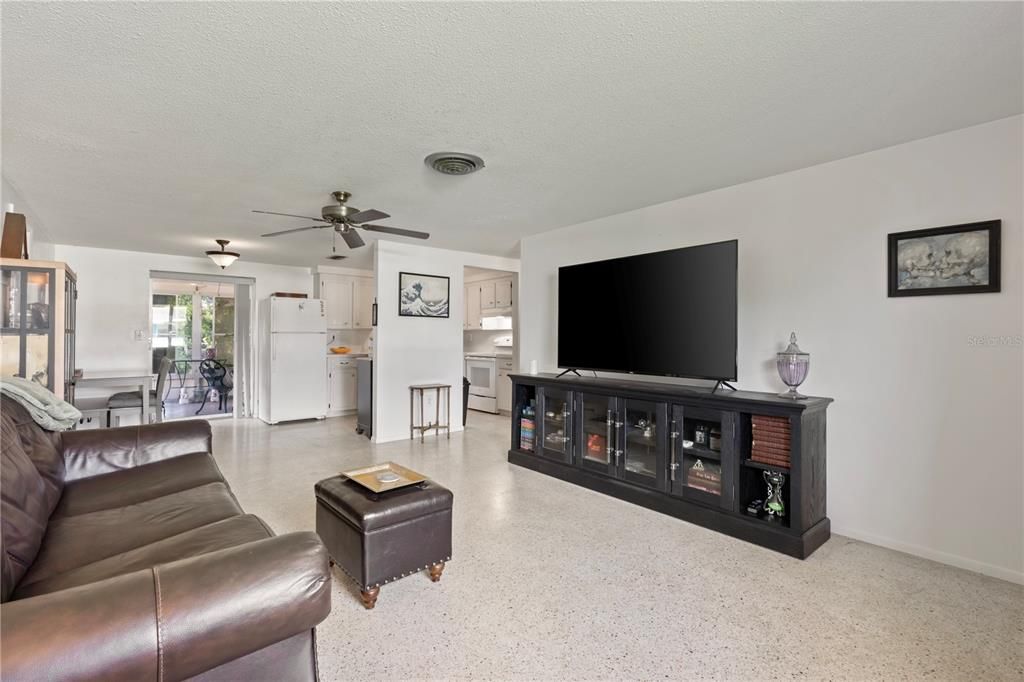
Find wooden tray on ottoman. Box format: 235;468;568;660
341;462;427;493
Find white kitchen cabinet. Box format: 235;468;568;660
353;277;374;329
317;273;375;329
479;280;496;309
465;283;482;330
317;274;353;329
326;356;358;416
494;276;513;309
336;278;354;329
497;357;514;412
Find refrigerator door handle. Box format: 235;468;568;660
272;335;276;362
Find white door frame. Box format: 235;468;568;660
149;270;256;420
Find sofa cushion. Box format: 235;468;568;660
0;430;50;601
60;419;212;482
53;451;225;518
2;400;66;513
22;482;244;586
14;514;274;599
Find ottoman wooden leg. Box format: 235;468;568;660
428;562;445;583
360;587;380;610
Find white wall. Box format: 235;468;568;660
52;243;312;395
519;116;1023;583
373;241;519;443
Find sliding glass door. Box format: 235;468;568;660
150;280;235;419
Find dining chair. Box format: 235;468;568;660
196;359;232;414
106;356;171;426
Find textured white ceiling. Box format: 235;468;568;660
3;2;1021;269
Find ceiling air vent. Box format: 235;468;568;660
425;152;485;175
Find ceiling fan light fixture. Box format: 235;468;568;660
206;239;240;269
425;151;485;175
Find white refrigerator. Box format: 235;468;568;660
258;297;327;424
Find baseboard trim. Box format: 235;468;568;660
831;525;1023;585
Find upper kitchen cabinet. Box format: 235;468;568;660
494;277;513;309
465;275;514;329
479;280;496;309
317;274;353;329
315;272;374;329
465;282;482;330
352;277;375;329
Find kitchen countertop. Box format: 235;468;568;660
464;351;513;358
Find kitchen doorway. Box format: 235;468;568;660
463;266;517;422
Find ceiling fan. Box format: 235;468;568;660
253;190;429;249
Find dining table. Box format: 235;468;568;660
73;369;157;424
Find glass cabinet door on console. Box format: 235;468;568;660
669;405;736;510
618;398;667;489
577;393;616;475
511;383;538;454
538;386;573;463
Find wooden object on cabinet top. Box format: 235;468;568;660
1;213;28;259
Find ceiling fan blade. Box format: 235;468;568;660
341;229;366;249
348;208;389;224
260;225;326;238
252;210;328;222
360;224;430;240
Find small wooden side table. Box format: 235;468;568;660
409;383;451;442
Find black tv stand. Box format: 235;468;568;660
556;368;583;378
507;373;833;559
712;380;737;393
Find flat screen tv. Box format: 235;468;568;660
557;240;737;380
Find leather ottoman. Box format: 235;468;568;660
315;475;453;609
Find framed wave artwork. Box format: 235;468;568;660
399;272;450;318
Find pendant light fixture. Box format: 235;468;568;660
206;239;240;269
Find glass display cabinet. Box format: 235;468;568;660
577;393;667;489
537;386;573;463
1;259;77;400
577;393;614;475
619;398;667;488
669;404;736;510
512;383;537;453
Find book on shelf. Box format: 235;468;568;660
751;455;790;468
752;432;790;443
686;480;722;495
751;424;791;438
752;451;790;465
752;445;791;458
752;414;790;423
752;440;790;455
751;420;790;431
688;469;721;484
753;428;790;438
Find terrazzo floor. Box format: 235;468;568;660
209;413;1023;681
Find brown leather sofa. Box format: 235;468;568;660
0;397;331;681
